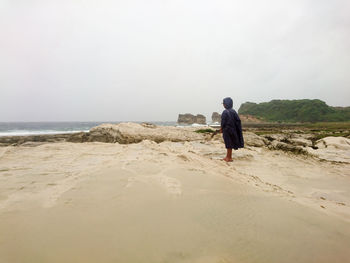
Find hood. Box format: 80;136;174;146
223;97;233;109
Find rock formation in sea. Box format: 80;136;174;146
211;112;221;123
177;114;206;124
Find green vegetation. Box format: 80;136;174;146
253;131;275;136
194;128;215;134
238;99;350;123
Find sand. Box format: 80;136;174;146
0;128;350;262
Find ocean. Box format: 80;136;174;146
0;122;177;137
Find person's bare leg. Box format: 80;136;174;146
223;148;233;162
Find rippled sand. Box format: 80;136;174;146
0;140;350;263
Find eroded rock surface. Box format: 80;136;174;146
316;137;350;150
68;123;204;144
308;137;350;163
243;132;269;147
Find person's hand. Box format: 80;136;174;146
220;128;223;133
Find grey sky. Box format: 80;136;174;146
1;0;349;121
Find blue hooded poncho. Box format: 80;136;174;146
221;97;244;149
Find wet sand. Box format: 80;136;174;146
0;139;350;263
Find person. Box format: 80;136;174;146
221;97;244;162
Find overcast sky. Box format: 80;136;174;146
1;0;349;121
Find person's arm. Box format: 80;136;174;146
234;112;244;147
221;111;228;132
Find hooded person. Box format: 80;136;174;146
221;97;244;161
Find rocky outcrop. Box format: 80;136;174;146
0;133;72;147
211;112;221;123
0;123;205;146
177;114;206;125
68;123;204;144
259;133;313;154
243;132;269;147
268;141;309;155
315;137;350;150
2;123;348;163
307;137;350;163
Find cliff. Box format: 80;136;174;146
238;99;350;122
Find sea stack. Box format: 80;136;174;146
177;114;206;124
211;112;221;123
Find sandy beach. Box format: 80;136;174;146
0;123;350;263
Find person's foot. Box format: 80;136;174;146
222;157;233;162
